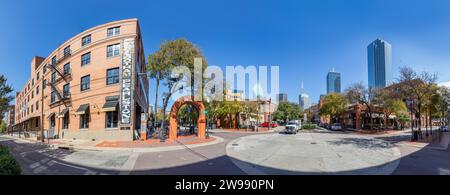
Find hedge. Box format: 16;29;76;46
302;123;317;130
0;145;21;175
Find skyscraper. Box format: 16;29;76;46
299;81;311;110
277;93;288;103
368;38;393;88
327;69;341;94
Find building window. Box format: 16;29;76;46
106;68;120;85
64;46;71;57
81;75;90;91
81;52;91;66
64;63;71;74
43;79;47;89
43;65;47;74
51;72;57;83
51;91;57;103
107;44;120;57
31;104;33;113
63;113;69;129
63;83;70;97
35;118;39;128
52;56;57;65
36;101;39;111
31;91;34;99
105;111;118;128
36;85;39;95
80;112;89;129
107;27;120;37
82;35;91;46
37;72;40;80
32;79;34;86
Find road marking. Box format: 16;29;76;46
119;153;139;175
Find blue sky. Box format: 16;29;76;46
1;0;450;105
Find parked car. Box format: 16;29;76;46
330;123;343;131
440;126;449;132
284;121;300;134
260;122;278;128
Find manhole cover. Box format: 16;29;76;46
232;143;239;146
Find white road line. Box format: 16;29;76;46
119;153;139;175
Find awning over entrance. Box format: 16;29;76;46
75;104;90;115
57;108;69;118
102;96;119;112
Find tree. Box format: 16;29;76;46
319;93;347;124
396;67;437;140
397;113;410;130
0;75;13;126
345;83;379;130
148;39;208;132
273;102;302;123
376;89;408;129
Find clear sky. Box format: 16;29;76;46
1;0;450;105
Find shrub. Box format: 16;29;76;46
302;123;317;130
0;122;6;133
0;145;21;175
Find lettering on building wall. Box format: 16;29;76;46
120;38;135;126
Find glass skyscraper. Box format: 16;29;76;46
368;39;392;88
327;70;341;94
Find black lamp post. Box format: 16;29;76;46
160;94;167;143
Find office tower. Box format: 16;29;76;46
368;38;392;88
327;69;341;94
277;93;288;103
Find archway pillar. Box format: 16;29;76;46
169;96;207;140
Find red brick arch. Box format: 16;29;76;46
169;96;206;140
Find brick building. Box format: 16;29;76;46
14;19;149;141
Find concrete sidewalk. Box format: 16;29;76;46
2;134;225;153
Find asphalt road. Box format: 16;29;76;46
1;129;450;175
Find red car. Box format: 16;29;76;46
259;122;278;128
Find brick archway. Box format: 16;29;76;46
169;96;206;140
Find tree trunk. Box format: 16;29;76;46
425;111;428;136
154;79;160;129
429;110;433;135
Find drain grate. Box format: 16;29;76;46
232;143;239;146
311;142;317;145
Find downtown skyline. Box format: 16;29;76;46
1;0;450;105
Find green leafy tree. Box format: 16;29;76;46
273;102;302;123
148;39;208;131
0;75;13;126
319;93;347;124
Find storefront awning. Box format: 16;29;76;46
102;96;119;112
57;108;69;118
102;101;118;112
75;104;90;115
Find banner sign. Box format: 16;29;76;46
120;38;134;126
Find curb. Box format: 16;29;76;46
67;135;225;153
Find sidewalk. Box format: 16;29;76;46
2;134;225;153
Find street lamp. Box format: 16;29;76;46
160;93;168;143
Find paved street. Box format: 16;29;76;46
1;128;450;175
